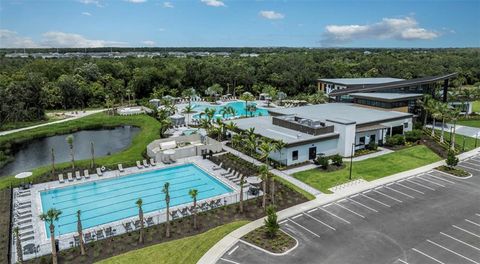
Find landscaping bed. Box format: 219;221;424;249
242;226;296;254
436;165;471;177
0;189;12;264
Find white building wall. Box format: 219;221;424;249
271;138;338;166
331;122;356;157
381;118;413;136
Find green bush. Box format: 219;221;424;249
331;154;343;166
405;130;422;143
264;205;279;238
446;151;459;168
386;134;405;146
367;141;378;150
315;155;329;169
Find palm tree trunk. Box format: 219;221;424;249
451;121;457;150
423;110;428;127
270;177;275;204
440;117;445;143
431;119;436;137
262;178;267;209
165;202;170;238
90;141;95;169
193;198;197;230
70;146;75;170
239;181;244;213
139;208;144;243
51;148;55;179
50;225;58;264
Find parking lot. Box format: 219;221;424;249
218;155;480;264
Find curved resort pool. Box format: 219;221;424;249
40;164;233;237
192;101;269;120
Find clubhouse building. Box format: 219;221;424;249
234;103;413;166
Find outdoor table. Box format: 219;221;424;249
23;243;36;255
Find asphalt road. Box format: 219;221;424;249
218;155;480;264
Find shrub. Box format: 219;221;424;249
405;130;422;143
446;151;459;168
315;155;329;169
366;141;378;150
264;205;279;238
331;154;343;166
386;134;405;146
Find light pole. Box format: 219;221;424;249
349;143;355;180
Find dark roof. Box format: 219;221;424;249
329;73;458;96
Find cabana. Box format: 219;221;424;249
170;114;186;126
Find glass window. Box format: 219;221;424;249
292;150;298;161
404;122;409;128
359;136;366;145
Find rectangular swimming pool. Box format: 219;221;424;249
40;164;233;237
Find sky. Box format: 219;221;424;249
0;0;479;48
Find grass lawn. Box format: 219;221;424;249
293;145;441;194
457;119;480;128
472;101;480;113
431;129;477;152
96;221;249;264
0;112;161;189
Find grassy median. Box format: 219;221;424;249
96;221;249;264
293;145;441;194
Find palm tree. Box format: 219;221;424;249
231;133;243;149
220;106;236;119
182;87;196;108
240;92;255;117
66;135;75;170
429;100;441;137
77;210;86;255
438;102;450;143
182;104;195;128
136;198;144;243
90;141;95;169
162;182;171;238
449;107;461;150
259;165;269;209
246;134;258;163
246;104;257;117
39;208;62;264
417;94;432;127
51;148;55;179
204;107;216;124
188;189;199;230
13;227;23;263
259;140;274;166
274;140;286;167
239;174;245;213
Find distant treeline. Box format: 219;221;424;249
1;48;479;124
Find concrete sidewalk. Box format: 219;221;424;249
197;147;480;264
0;109;105;136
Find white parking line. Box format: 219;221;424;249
386;186;415;199
308;208;318;213
452;225;480;238
220;257;241;264
476;213;480;217
458;164;480;172
292;214;303;219
279;220;288;225
288;219;321;238
416;176;446;187
304;213;336;231
397;259;409;264
412;248;445;264
318;207;351;224
228;245;239;255
425;174;455;184
396;182;425;194
335;203;365;218
427;239;480;264
407;179;435;191
462;161;480;168
360;193;391;207
440;232;480;252
374;189;403;203
465;219;480;227
347;198;378;212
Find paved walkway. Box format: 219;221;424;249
282;163;319;175
221;144;322;197
0;109;105;136
197;147;480;264
427;123;480;138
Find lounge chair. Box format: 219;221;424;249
221;168;231;176
150;158;156;166
146;217;154;226
17;189;30;195
180;207;190;217
199;202;209;211
96;167;103;176
208;200;216;209
136;161;143;169
20;236;34;243
20;230;34;237
105;227;116;237
75;171;82;180
170;210;179;220
17;192;31;198
73;235;80;246
58;174;65;183
67;172;74;181
96;229;105;240
84;232;94;243
17;208;31;215
118;164;124;172
143;159;150;167
213;162;223;170
15;203;31;210
15;200;31;206
123;222;133;232
84;170;90;179
215;199;223;207
14;213;32;220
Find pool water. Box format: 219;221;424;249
40;164;233;237
192;101;269;120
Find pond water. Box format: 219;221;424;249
0;126;140;177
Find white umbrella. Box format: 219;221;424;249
15;172;32;179
246;176;262;185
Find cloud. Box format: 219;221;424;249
78;0;103;7
259;10;284;20
81;12;92;16
0;29;38;48
125;0;147;3
163;1;174;8
41;32;127;47
201;0;225;7
158;28;166;32
321;16;439;46
142;40;156;46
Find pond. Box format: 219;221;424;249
0;126;140;177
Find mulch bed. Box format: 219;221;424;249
317;164;345;172
436;165;470;177
0;189;12;264
421;137;449;158
24;168;307;264
243;226;296;254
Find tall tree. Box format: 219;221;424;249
39;208;62;264
240;92;255;117
66;135;75;170
259;165;269;209
188;189;199;230
90;141;95;169
136;198;144;243
77;210;86;255
162;182;171;238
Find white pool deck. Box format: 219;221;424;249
11;156;254;262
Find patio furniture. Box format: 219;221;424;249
221;168;232;176
17;208;32;215
214;199;222;207
123;222;133;232
23;243;38;255
118;164;124;172
96;167;103;176
146;217;154;226
73;235;80;246
15;200;31;206
170;210;179;220
96;229;105;240
105;227;116;237
213;162;223;170
143;159;150;167
180;207;190;216
133;220;142;229
67;172;74;182
20;230;34;237
20;235;34;243
58;173;65;183
150;158;156;166
208;200;216;209
84;170;90;179
15;203;31;210
199;202;209;211
75;171;82;180
84;232;95;243
136;161;143;169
